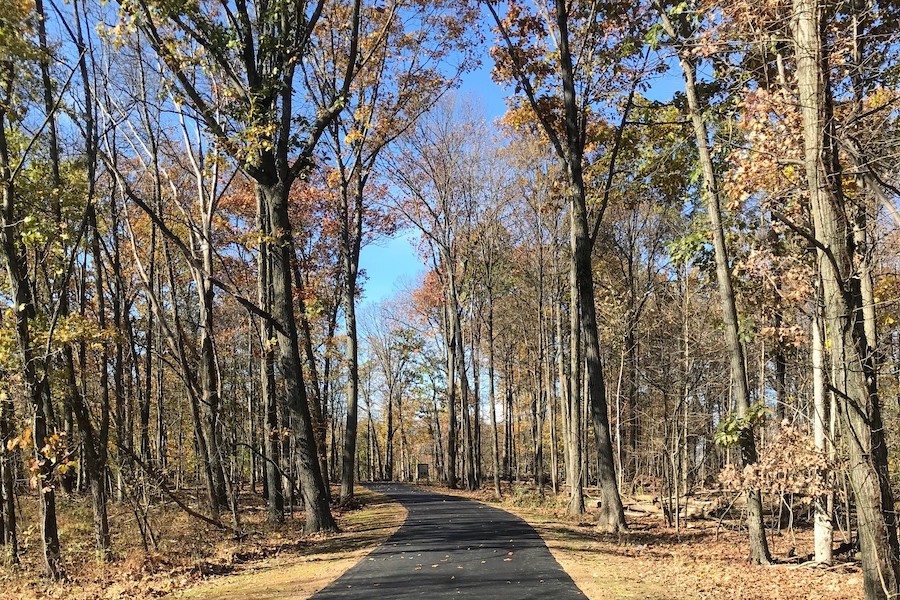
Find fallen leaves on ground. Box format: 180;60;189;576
0;487;406;600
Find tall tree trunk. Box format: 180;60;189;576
453;301;476;491
155;285;166;472
487;299;502;497
567;260;584;515
444;275;458;488
622;313;638;484
504;362;514;482
386;385;395;479
139;224;156;466
792;0;900;592
257;194;283;522
87;189;115;558
0;388;17;563
111;190;130;503
554;0;624;531
198;253;227;509
773;309;787;423
34;0;59;433
294;267;329;492
163;241;218;517
136;62;159;467
71;203;112;562
257;180;334;532
535;241;545;492
471;324;482;488
79;4;114;552
0;117;63;581
846;0;878;355
430;385;445;482
547;316;559;495
69;276;111;557
812;291;832;564
339;196;361;500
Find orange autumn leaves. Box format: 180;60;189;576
720;424;837;500
724;88;804;213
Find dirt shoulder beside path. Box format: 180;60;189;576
435;484;863;600
172;487;407;600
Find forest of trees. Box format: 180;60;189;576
1;0;900;598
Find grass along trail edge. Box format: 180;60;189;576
172;487;407;600
432;483;863;600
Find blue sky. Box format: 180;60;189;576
357;64;510;306
359;230;426;303
358;51;683;307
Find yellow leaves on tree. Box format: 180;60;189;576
6;425;77;491
724;88;803;211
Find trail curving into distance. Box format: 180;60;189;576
312;483;585;599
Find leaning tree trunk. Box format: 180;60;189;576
658;8;771;562
793;0;900;593
69;0;111;557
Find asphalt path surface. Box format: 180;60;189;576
312;483;585;599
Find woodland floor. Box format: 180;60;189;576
0;483;865;599
0;486;406;599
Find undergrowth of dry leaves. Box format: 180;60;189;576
0;487;398;600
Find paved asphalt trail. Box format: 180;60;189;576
312;483;585;599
